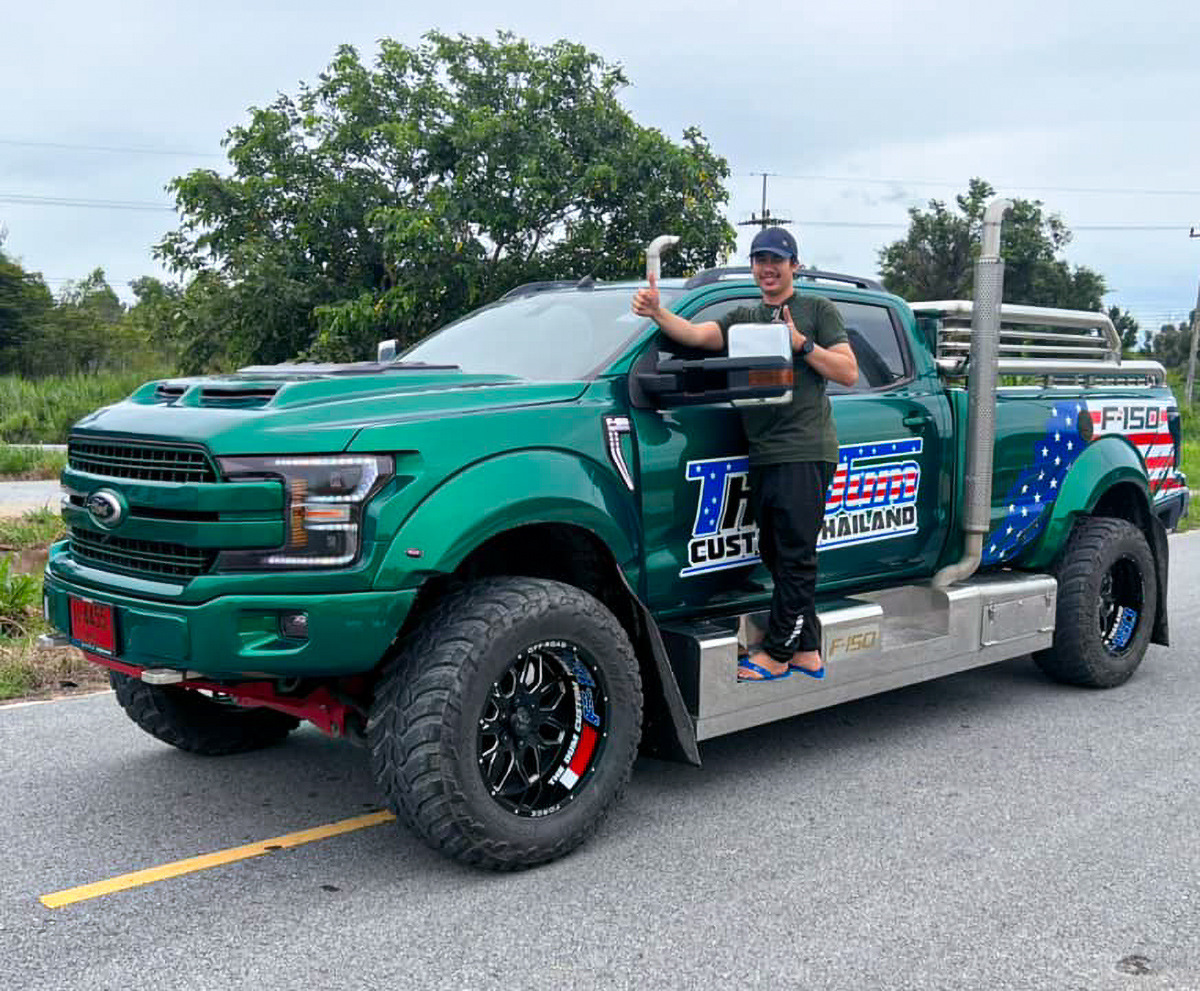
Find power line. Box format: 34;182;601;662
0;193;174;212
0;137;222;158
741;171;1200;198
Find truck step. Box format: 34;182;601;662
659;572;1056;742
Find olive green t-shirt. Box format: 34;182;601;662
717;292;848;466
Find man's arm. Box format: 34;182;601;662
781;307;859;387
631;273;724;351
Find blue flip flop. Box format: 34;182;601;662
737;657;792;682
789;664;826;680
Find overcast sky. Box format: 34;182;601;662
3;0;1199;331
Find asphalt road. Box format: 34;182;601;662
4;534;1200;990
0;480;60;517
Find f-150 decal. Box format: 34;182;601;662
681;438;923;577
1087;399;1184;500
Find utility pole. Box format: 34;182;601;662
1187;227;1200;407
738;173;791;231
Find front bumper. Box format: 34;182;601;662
43;567;416;680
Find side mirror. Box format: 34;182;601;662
632;322;793;409
726;323;793;407
376;339;397;363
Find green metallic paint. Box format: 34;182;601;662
62;502;285;550
374;448;639;588
45;545;416;678
61;469;284;513
76;376;586;457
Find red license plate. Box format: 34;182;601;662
69;597;116;654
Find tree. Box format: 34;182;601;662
1107;305;1140;354
879;178;1108;310
158;32;735;370
1150;313;1198;369
0;239;54;374
18;269;129;376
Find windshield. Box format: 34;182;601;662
398;288;679;380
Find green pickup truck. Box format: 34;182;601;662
42;203;1186;869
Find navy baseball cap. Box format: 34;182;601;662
749;227;798;260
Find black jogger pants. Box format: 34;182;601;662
749;461;834;662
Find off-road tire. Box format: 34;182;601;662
110;672;299;754
1033;517;1157;688
368;577;642;870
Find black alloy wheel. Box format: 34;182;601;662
1097;556;1145;656
368;577;642;869
478;641;608;818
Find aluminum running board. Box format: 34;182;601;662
659;572;1056;742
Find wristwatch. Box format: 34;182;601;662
798;338;814;357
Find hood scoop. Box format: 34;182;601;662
199;385;281;409
154;383;187;404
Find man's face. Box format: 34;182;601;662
751;251;798;298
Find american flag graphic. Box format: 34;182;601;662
686;457;749;538
983;403;1084;566
825;438;922;512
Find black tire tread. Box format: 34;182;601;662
110;672;299;755
368;577;642;870
1034;516;1156;688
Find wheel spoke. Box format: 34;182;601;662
539;679;567;710
476;640;605;816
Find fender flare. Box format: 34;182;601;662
373;450;700;764
1025;436;1149;569
375;450;640;586
1026;435;1169;646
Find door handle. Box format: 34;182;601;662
902;412;931;427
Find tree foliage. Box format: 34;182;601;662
878;178;1110;310
157;32;735;370
0;241;54;368
1148;312;1198;368
1107;305;1140;354
0;235;176;378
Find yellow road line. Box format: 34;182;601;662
40;809;396;909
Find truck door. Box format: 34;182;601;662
627;291;952;617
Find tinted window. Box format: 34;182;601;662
654;297;757;358
689;297;909;393
830;301;908;393
400;288;680;380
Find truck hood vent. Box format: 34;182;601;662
199;386;281;409
154;383;186;404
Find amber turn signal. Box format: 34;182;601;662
748;368;794;388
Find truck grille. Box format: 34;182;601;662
69;438;217;484
70;529;215;580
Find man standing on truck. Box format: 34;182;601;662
632;227;858;681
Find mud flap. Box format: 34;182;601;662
1149;513;1170;646
616;573;701;766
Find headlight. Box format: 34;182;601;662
215;454;393;570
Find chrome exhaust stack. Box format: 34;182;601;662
933;199;1012;589
646;235;679;281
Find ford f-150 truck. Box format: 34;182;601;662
42;202;1187;869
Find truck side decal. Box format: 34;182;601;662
984;399;1184;566
984;404;1084;565
680;438;923;577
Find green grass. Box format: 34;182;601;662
0;510;101;702
0;368;174;444
0;444;67;480
0;508;65;550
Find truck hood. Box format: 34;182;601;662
70;363;587;455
